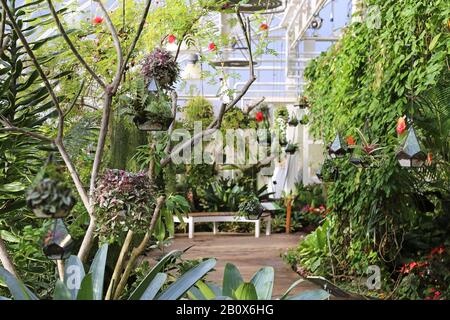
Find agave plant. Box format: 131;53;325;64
187;263;330;300
0;245;216;300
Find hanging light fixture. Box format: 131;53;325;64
42;219;74;260
181;54;202;80
328;133;348;158
395;126;427;168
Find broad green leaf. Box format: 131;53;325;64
280;278;305;300
88;244;108;300
0;230;20;243
77;273;94;300
140;273;167;300
0;181;26;192
287;289;330;300
156;259;216;300
234;282;258;300
195;280;216;300
129;250;183;300
0;266;35;300
222;263;243;298
250;267;274;300
53;280;72;300
64;255;85;300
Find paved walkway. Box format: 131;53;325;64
146;232;323;298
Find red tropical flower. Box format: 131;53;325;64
259;23;269;31
208;42;217;51
255;111;264;122
93;16;104;25
346;135;356;146
167;34;176;44
396;116;406;135
430;245;445;255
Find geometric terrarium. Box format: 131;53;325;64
395;126;427;168
42;219;74;260
328;133;348;158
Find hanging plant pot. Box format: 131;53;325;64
288;117;299;127
133;113;174;131
26;175;76;219
42;219;74;260
295;96;310;109
300;115;309;125
285;143;298;154
279;138;288;147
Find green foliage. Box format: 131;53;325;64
0;245;216;300
182;97;214;130
298;0;450;298
188;262;330;300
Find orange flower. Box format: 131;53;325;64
396;116;406;135
426;152;432;166
260;23;269;31
346;135;356;146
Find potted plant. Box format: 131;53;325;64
285;143;298;155
123;79;174;131
295;95;310;109
238;197;264;220
141;48;180;91
26;162;76;218
316;158;338;182
288;116;299;126
273;106;288;146
299;114;309;125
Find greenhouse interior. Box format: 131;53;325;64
0;0;449;303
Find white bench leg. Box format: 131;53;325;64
255;220;260;238
213;222;218;235
188;217;194;239
265;217;271;236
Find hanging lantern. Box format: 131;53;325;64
181;54;202;80
395;126;426;168
328;133;348;158
42;219;74;260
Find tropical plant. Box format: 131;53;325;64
141;48;180;91
238;197;264;220
0;245;216;300
188;262;330;300
93;169;155;244
182;97;214;130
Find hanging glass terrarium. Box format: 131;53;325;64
328;133;348;158
26;157;76;219
42;219;74;260
395;126;427;168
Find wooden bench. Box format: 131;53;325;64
173;211;272;239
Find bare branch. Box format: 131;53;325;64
0;237;19;280
119;0;153;78
45;0;106;89
244;97;266;115
95;0;123;91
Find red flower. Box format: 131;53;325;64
319;205;325;211
208;42;217;51
426;152;432;165
430;245;445;255
256;111;264;122
260;23;269;31
167;34;176;44
93;16;104;25
409;261;418;270
396;116;406;135
346;135;356;146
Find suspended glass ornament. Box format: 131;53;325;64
147;78;158;93
395;126;426;168
42;219;74;260
328;133;348;158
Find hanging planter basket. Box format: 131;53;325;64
295;96;310;109
26;159;76;219
299;115;309;125
133;113;174;131
288;117;299;127
285;144;298;155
